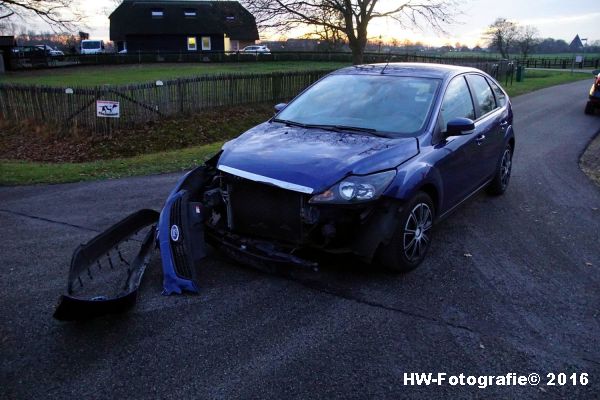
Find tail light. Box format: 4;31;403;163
596;75;600;89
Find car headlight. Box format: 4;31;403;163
310;170;396;204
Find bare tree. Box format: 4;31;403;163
483;18;520;59
517;25;539;59
240;0;459;65
0;0;81;30
302;7;347;51
0;18;18;34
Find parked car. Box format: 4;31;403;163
80;40;105;55
10;46;51;67
33;45;63;56
240;45;271;54
585;69;600;115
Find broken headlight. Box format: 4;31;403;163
310;170;396;204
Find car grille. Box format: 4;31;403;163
226;176;305;243
169;196;193;280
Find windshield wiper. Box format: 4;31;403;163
273;119;390;138
330;125;377;133
272;118;309;128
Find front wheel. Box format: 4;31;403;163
487;145;513;196
376;192;434;272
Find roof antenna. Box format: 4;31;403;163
381;54;395;74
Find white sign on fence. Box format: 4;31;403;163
575;55;584;63
96;100;120;118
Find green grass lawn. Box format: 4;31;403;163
0;61;350;87
0;70;594;186
0;142;223;185
505;69;592;97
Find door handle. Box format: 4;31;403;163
475;134;486;144
499;121;509;128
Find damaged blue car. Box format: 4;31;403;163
55;63;514;320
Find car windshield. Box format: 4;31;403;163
275;74;440;136
82;41;101;49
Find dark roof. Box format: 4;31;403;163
110;0;259;41
569;34;584;51
334;63;479;79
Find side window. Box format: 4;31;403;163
487;78;506;107
467;74;496;116
439;76;475;130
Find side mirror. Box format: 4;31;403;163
274;103;287;113
446;118;475;137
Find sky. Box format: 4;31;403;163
30;0;600;47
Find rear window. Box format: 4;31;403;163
82;41;101;49
487;79;507;107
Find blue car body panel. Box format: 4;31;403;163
218;122;419;194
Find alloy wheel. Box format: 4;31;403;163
500;148;513;189
403;203;433;262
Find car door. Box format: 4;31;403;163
465;74;505;180
487;76;511;160
434;75;483;210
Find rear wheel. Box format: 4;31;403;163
487;144;513;196
377;192;434;272
585;101;595;115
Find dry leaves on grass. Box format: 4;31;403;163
0;103;274;163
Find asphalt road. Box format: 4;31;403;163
2;79;600;399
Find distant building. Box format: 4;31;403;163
109;0;259;53
569;34;584;52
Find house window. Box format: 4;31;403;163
184;9;197;18
187;37;197;51
151;9;164;18
201;36;211;51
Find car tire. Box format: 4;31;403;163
487;144;513;196
585;101;595;115
376;192;434;273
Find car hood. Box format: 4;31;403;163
217;122;419;194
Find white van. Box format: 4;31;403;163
80;40;105;55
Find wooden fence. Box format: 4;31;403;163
0;70;330;134
0;60;515;135
519;57;600;70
